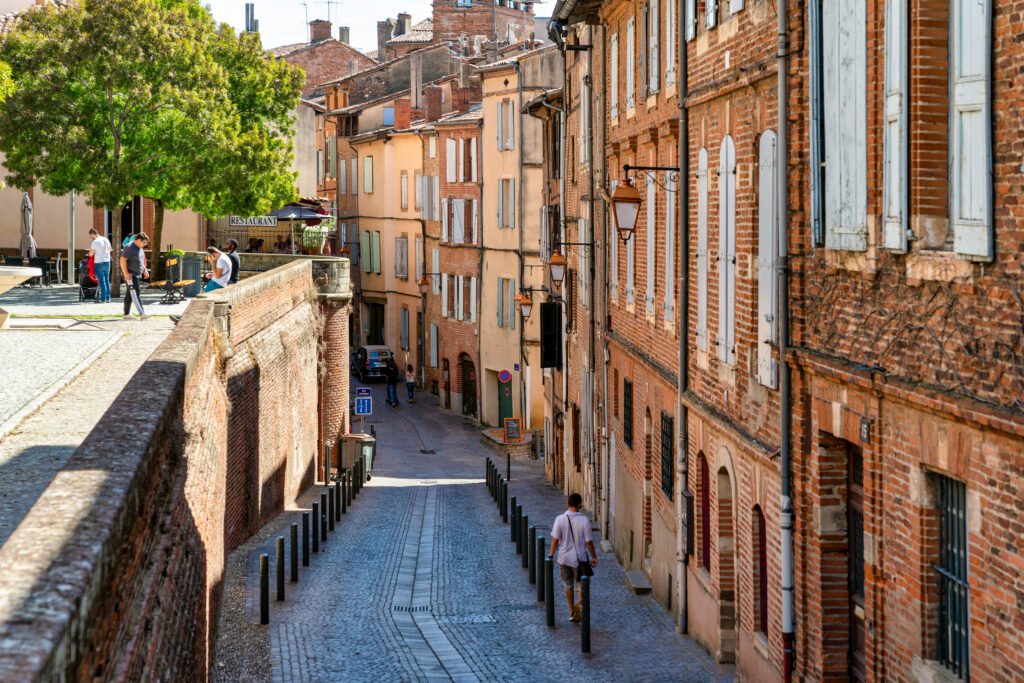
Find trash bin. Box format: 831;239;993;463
181;254;203;298
339;434;375;471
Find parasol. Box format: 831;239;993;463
19;192;36;258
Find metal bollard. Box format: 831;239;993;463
510;496;518;542
363;454;369;484
506;451;511;481
302;512;310;566
276;537;285;601
311;502;319;554
501;481;508;523
521;515;529;568
335;480;341;521
341;472;348;514
529;526;537;584
515;506;524;553
545;557;555;627
324;443;331;485
259;553;269;625
537;537;546;602
345;468;352;507
581;576;591;653
320;492;328;544
328;487;335;531
290;523;299;582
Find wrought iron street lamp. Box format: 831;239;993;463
515;292;533;321
615;164;682;243
548;250;568;291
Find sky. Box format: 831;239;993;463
203;0;551;54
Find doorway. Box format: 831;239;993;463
460;354;477;417
366;303;385;345
498;376;513;425
442;358;450;409
849;445;866;682
717;466;736;664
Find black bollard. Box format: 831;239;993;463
537;537;546;602
324;443;331;485
529;526;537;584
510;497;518;542
276;537;285;601
545;557;555;627
581;576;591;653
501;481;508;523
328;487;335;531
521;515;529;568
506;451;510;481
515;506;524;553
259;553;269;625
320;492;328;545
302;512;310;566
341;472;348;514
290;523;298;582
335;480;341;521
311;502;320;553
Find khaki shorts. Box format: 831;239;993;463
559;563;580;592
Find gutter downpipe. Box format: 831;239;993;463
777;1;794;679
675;0;690;635
599;23;611;545
515;61;527;429
586;26;598;523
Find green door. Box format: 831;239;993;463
498;378;513;425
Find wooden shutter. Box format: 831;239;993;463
730;0;744;13
697;148;709;352
950;0;992;261
649;0;659;93
660;411;674;499
706;0;718;28
665;175;675;321
509;179;515;228
498;180;505;227
685;0;696;41
509;278;516;330
414;171;421;209
364;156;373;193
430;324;438;367
471;199;479;244
443;198;451;241
339;160;347;195
371;231;381;274
401;172;409;209
496;101;504;150
809;0;825;246
456;275;463;320
823;0;867;251
639;4;648;98
470;137;478;182
446;138;457;182
432;249;440;294
470;276;477;322
458;138;466;183
497;278;505;327
442;273;449;317
626;19;635;109
507;98;515;150
350;159;357;194
646;175;656;313
882;0;908;252
717;136;736;364
610;33;619;118
360;230;371;273
757;131;779;389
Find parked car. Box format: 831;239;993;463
352;345;394;383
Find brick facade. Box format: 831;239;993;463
275;34;377;96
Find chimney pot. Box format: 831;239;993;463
339;26;350;44
310;19;332;43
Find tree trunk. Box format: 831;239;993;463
110;208;122;298
152;197;165;280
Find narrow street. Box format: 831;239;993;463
224;380;734;682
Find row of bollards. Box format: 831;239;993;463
484;458;591;653
260;444;372;625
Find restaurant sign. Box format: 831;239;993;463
229;215;278;227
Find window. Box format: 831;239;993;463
431;249;440;294
394;235;408;278
610;33;619;118
660;411;673;499
428;136;437;158
625;18;635;110
697;147;709;351
700;455;710;570
382;106;395;127
665;0;675;84
415;235;423;281
429;323;438;367
446;138;457;182
498;178;516;228
664;174;676;321
360;230;371;273
717;136;736;365
753;506;767;633
401;171;409;209
371;231;381;273
648;0;659;94
400;306;409;350
414;171;422;209
497;277;516;328
363;156;374;194
572;404;581;471
933;473;969;678
757;131;778;388
449;198;467;243
646;175;656;314
328;136;337;178
317;150;324;185
623;378;633;448
339;160;347;195
350;159;357;194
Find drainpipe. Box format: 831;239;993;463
599;24;611;544
777;1;794;679
515;61;526;429
675;0;690;635
586;26;598;523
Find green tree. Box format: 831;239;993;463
0;60;11;101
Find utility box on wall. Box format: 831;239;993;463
540;301;562;369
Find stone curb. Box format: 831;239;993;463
0;329;124;445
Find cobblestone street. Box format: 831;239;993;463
222;381;735;682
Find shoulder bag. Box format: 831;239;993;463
568;514;595;579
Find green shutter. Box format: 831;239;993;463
360;231;371;273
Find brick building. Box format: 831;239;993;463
432;0;537;49
271;19;377;96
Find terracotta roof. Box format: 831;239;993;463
388;29;431;44
0;0;70;39
433;106;483;125
270;37;379;64
269;41;310;58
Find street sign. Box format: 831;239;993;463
355;397;372;415
514;363;520;371
498;369;512;383
356;387;372;398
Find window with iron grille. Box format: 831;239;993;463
933;473;969;680
700;455;710;571
660;411;673;499
623;379;633;448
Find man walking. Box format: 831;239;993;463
120;233;150;320
385;359;400;407
549;493;598;622
87;228;112;302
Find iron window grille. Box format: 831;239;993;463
933;474;970;680
623;379;633;448
660;411;674;499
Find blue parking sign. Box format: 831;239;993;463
355;397;372;415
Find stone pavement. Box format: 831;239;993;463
0;283;190;318
223;381;736;682
0;317;176;548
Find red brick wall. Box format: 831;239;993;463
281;40;376;95
432;0;534;45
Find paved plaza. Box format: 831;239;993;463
0;283;190;318
217;381;735;683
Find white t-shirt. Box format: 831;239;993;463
551;511;594;567
91;236;112;263
213;253;232;286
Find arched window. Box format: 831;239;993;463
753;505;768;633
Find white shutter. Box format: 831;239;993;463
882;0;908;252
646;176;656;313
471;198;479;244
452;199;465;243
498;180;505;228
626;19;635;110
509;179;515;228
718;136;736;365
951;0;992;261
470;137;478;182
758;131;779;388
697;148;709;352
416;235;423;280
432;249;440;294
610;182;619;295
339;161;347;195
350;159;357;194
730;0;744;13
497;101;504;150
458;138;466;183
446;138;457;182
664;175;675;320
470;276;477;322
498;277;505;327
823;0;867;251
509;278;516;330
610;33;619;118
442;272;449;317
665;0;675;85
433;177;440;220
706;0;718;28
401;172;408;209
649;0;659;93
685;0;696;41
441;198;449;241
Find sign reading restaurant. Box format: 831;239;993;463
229;215;278;227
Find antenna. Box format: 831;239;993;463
312;0;343;26
302;2;309;41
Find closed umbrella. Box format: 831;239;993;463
19;192;36;258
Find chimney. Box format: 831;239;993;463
396;13;412;36
424;85;443;123
377;19;395;60
395;99;411;129
409;54;423;110
310;19;332;43
338;26;350;44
